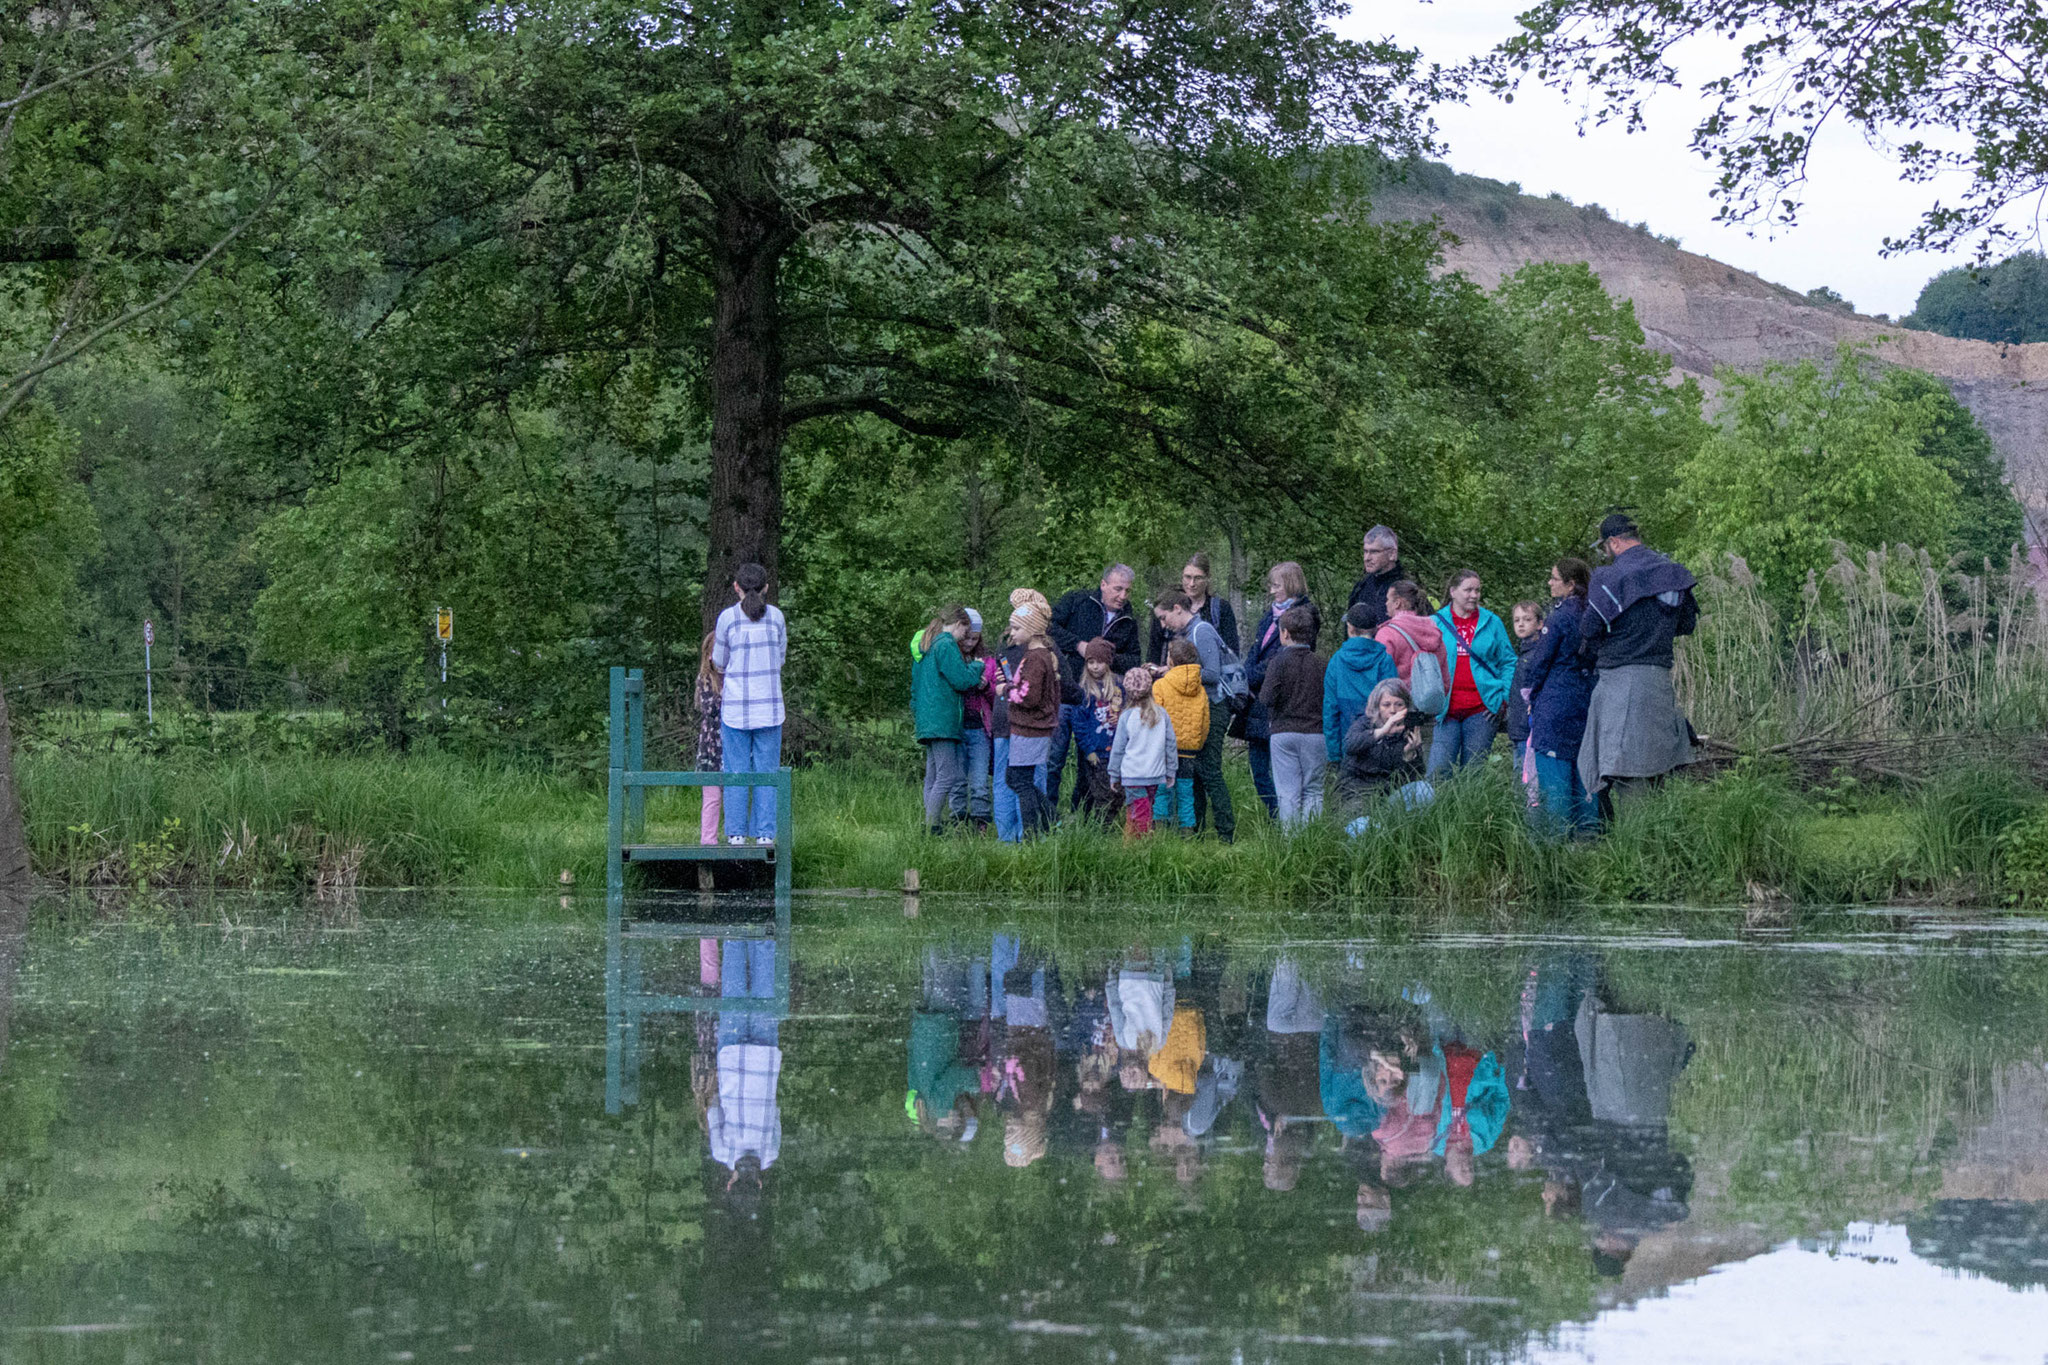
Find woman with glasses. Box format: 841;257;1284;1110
1146;553;1239;664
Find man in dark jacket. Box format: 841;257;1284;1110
1046;565;1142;812
1344;526;1411;631
1576;515;1699;817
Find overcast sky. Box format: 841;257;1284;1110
1331;2;1992;319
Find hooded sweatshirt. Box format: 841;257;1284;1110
1322;635;1398;763
910;629;985;741
1375;610;1448;690
1153;663;1210;753
1108;705;1179;787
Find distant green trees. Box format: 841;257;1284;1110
1676;349;2025;608
1903;254;2048;345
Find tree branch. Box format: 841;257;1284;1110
0;179;279;424
782;393;969;439
0;1;231;114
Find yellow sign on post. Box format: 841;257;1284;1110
435;608;454;642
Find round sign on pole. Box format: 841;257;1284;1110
143;619;154;646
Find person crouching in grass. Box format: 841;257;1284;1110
1109;667;1178;837
1151;639;1209;835
1338;679;1427;819
1068;638;1123;824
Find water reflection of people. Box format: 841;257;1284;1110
1256;957;1327;1192
1323;1008;1406;1230
708;939;782;1177
908;945;986;1140
997;945;1059;1167
700;936;781;1354
1507;952;1693;1276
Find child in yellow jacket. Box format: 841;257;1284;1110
1152;639;1211;832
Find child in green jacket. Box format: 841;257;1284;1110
912;605;988;834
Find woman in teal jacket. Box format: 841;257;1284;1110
1429;570;1518;777
912;606;987;833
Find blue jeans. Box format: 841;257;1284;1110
718;938;778;1047
1247;740;1277;818
962;727;992;821
1532;750;1599;837
1046;703;1076;813
1428;711;1498;777
721;722;782;840
990;737;1048;843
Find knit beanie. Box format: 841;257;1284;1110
964;607;984;633
1009;587;1050;618
1082;637;1115;667
1122;667;1152;696
1009;602;1049;641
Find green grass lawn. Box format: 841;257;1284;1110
20;748;2040;909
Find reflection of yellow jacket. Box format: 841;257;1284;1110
1147;1004;1207;1094
1154;664;1210;753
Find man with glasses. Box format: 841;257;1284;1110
1345;526;1411;633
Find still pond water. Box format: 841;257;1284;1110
2;894;2048;1363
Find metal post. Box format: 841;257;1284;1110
607;667;626;901
626;669;646;841
142;618;155;728
604;895;625;1115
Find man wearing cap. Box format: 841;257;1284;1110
1046;565;1142;812
1576;514;1699;817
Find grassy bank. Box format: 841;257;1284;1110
21;749;2048;908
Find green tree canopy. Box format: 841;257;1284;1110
1876;369;2028;569
1902;253;2048;345
1678;349;1958;605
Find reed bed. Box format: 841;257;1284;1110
1676;544;2048;772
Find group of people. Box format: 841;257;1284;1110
683;932;1692;1309
909;514;1701;842
898;936;1694;1270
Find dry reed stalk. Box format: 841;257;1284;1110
1679;545;2048;776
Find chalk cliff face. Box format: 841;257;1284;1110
1373;171;2048;530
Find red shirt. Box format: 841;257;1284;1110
1448;610;1485;719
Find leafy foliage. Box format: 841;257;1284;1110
1491;0;2048;256
1902;252;2048;344
1678;349;1957;603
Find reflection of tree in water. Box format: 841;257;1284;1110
1909;1199;2048;1291
1909;1057;2048;1291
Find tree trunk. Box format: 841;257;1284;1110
701;197;787;637
1225;516;1248;639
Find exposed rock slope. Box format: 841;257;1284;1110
1374;167;2048;532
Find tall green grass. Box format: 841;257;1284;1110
22;754;605;889
18;750;2041;907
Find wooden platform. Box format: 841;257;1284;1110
620;842;776;862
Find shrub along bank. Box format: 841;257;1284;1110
19;751;2048;909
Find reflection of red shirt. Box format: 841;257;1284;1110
1442;1043;1480;1143
1448;611;1485;719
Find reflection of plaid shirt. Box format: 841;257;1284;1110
712;604;787;730
708;1043;782;1169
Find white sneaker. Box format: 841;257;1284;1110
754;834;776;846
728;835;747;847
